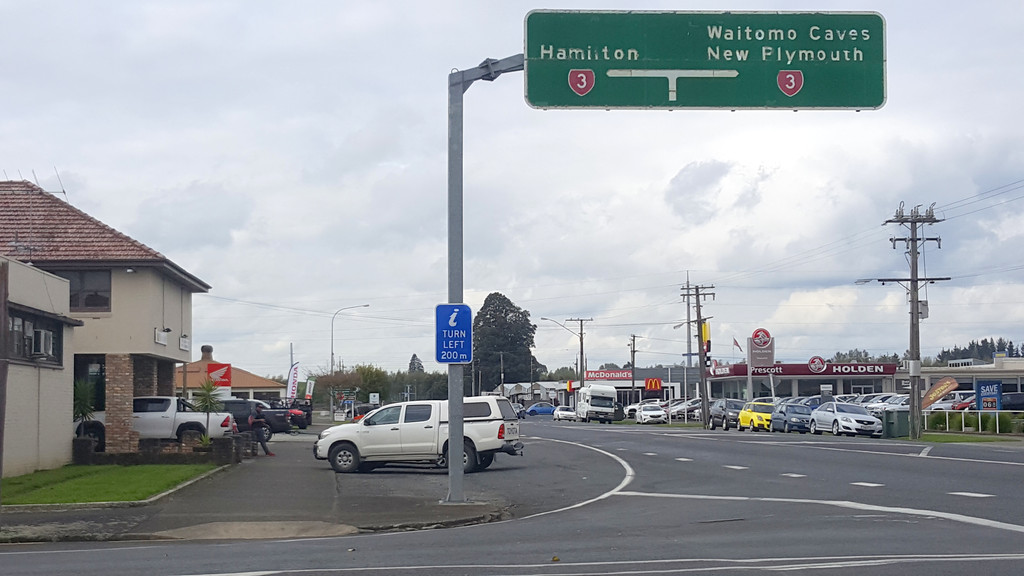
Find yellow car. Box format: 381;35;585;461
737;402;775;431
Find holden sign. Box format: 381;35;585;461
749;328;775;367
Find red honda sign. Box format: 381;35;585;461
207;363;231;387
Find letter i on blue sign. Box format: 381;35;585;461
436;304;473;364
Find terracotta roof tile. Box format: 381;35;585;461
0;180;210;291
0;180;165;262
174;358;287;391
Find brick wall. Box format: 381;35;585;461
156;360;176;396
105;354;138;453
133;356;158;396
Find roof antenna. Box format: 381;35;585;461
32;169;40;186
53;167;69;202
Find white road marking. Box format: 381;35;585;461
850;482;885;487
781;473;806;478
675;457;693;462
518;437;1024;540
723;465;749;470
643;452;657;456
617;491;1024;534
949;491;995;498
919;446;933;457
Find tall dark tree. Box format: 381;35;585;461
472;292;540;391
408;354;424;373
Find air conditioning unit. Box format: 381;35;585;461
32;329;54;357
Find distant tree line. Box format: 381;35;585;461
936;338;1020;362
298;293;1024;409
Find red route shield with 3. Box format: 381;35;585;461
777;70;804;97
568;69;595;96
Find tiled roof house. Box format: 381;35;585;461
1;180;210;456
174;345;286;401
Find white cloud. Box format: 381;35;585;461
3;1;1024;377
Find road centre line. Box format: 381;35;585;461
949;491;995;498
850;482;885;487
616;491;1024;534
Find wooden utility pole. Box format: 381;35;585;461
682;282;714;425
881;203;948;439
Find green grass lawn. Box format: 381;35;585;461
1;464;217;505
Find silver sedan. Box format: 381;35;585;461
809;402;882;437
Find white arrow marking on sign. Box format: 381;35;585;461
606;69;739;101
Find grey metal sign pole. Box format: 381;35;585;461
446;54;523;503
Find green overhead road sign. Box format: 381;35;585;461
524;11;885;110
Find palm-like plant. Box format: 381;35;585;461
191;378;224;444
73;379;95;435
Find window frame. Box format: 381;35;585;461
54;269;112;313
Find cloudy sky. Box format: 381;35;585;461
3;1;1023;380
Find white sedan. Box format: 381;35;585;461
552;405;577;421
810;402;882;437
636;404;667;424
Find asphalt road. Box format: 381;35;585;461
3;418;1024;575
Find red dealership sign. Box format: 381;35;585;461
207;363;232;387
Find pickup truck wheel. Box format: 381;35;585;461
442;441;478;473
478;453;494;470
328;442;360;473
176;425;205;444
78;422;106;452
255;424;273;442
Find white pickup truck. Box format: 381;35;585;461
75;396;236;451
314;396;523;473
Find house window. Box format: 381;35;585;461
55;270;111;312
6;310;63;364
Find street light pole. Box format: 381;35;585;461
541;317;592;391
331;304;369;375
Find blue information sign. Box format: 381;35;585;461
436;304;473;364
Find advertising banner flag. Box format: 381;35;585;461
921;376;960;410
305;378;316;400
287;362;300;400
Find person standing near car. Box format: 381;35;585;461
251;404;274;456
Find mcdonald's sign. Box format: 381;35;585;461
645;378;662;391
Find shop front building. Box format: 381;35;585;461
708;358;898;400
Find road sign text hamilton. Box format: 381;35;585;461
525;11;885;110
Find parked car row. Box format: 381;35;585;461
706;399;884;438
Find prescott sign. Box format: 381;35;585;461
712;362;898;378
524;10;885;110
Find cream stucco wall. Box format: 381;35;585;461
3;256;75;477
69;267;192;363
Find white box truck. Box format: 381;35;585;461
575;383;618;423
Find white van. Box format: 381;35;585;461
575;383;618;423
